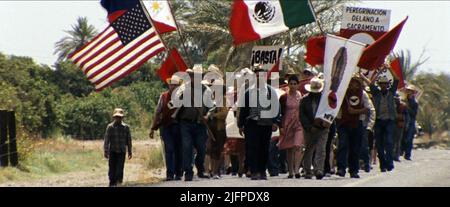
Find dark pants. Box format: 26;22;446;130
324;123;336;174
393;125;405;160
268;140;287;175
337;121;364;174
108;152;126;186
180;121;208;177
303;128;329;175
404;122;416;159
375;119;395;170
244;120;272;175
360;128;371;167
161;123;183;178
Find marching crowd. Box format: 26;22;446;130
103;63;419;186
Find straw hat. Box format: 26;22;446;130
405;84;416;92
112;108;124;117
166;73;182;85
305;77;324;93
186;65;203;74
207;64;224;77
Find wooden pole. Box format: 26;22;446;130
8;111;18;167
0;110;9;167
167;0;194;67
308;0;326;35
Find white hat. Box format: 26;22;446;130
112;108;124;117
167;73;183;85
405;84;416;91
186;64;203;74
305;77;324;93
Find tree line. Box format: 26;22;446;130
0;0;448;139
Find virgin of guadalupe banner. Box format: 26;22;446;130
315;34;366;124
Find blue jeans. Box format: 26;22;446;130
161;123;183;178
180;121;208;177
337;121;364;174
404;122;416;159
375;119;395;170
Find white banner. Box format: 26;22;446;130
315;34;366;124
250;45;283;71
341;6;391;32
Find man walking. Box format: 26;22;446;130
150;75;183;181
361;70;399;172
300;77;330;179
336;77;374;178
238;66;281;180
104;108;132;187
175;67;215;181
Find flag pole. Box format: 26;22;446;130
308;0;326;35
139;0;169;51
139;0;182;74
167;0;194;67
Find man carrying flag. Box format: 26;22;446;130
69;0;165;91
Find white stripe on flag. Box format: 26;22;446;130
95;43;165;89
82;41;122;71
89;34;161;83
70;27;114;61
76;34;120;68
86;29;156;78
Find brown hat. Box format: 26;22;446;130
112;108;124;117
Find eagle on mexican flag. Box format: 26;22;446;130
229;0;316;45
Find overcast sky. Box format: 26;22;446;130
0;1;448;74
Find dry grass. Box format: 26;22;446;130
0;137;165;186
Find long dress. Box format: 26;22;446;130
278;91;304;150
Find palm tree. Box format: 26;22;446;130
54;17;98;61
165;0;349;72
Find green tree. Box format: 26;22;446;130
54;17;98;61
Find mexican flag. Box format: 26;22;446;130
230;0;316;45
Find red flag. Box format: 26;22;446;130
390;58;405;89
304;36;326;66
157;48;188;82
267;60;280;80
357;17;408;70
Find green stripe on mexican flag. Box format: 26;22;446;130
230;0;316;45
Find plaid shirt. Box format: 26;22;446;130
104;121;132;154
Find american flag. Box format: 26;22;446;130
69;3;165;91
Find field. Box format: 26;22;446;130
0;137;165;187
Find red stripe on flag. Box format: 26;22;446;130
95;47;165;91
87;32;157;80
72;29;116;63
68;26;111;59
83;42;124;75
78;38;120;69
92;40;162;85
